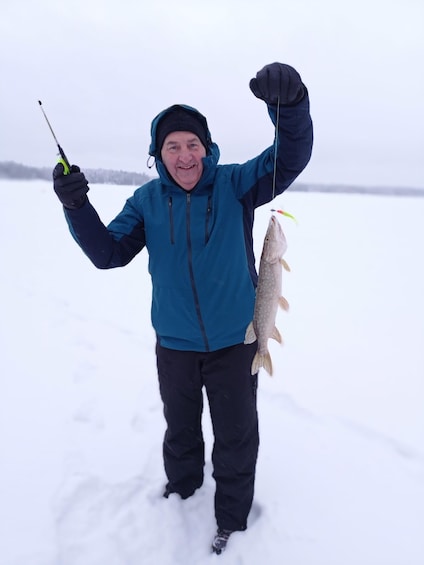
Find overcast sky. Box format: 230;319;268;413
1;0;423;188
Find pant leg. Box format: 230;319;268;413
203;341;259;531
156;343;205;498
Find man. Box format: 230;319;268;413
53;62;313;554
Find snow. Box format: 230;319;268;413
1;179;423;565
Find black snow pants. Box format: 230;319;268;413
156;341;259;532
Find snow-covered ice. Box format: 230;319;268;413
1;179;423;565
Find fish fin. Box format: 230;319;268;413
281;258;291;272
251;351;273;376
244;321;257;344
271;326;283;344
279;296;289;311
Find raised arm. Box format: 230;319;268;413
234;62;313;207
53;163;145;268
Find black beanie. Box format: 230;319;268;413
156;107;209;153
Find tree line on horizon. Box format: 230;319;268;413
1;160;423;197
0;160;151;186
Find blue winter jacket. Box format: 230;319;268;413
64;96;313;352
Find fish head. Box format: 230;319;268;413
262;215;288;263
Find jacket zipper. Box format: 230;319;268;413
186;193;210;351
168;196;175;244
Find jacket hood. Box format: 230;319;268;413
149;104;213;159
149;104;220;191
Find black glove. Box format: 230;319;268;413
53;163;89;210
249;62;305;106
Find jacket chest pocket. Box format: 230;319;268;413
167;194;213;246
204;195;212;244
168;196;175;244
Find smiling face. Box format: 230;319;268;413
160;131;206;191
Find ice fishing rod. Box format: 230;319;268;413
38;100;71;175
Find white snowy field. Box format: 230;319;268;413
1;179;423;565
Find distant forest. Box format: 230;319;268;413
0;160;151;186
1;160;423;197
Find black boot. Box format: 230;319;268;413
211;529;233;554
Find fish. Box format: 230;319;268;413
244;214;290;376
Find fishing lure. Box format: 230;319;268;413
271;209;298;224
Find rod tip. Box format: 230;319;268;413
38;100;42;105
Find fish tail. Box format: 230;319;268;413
251;350;273;376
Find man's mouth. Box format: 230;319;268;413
178;164;196;170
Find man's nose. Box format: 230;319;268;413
178;148;192;161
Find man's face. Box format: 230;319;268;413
160;131;206;191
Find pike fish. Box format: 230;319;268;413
244;215;290;376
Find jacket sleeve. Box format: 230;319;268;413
234;88;313;208
64;195;145;269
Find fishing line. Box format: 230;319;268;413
270;97;299;225
271;95;280;202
